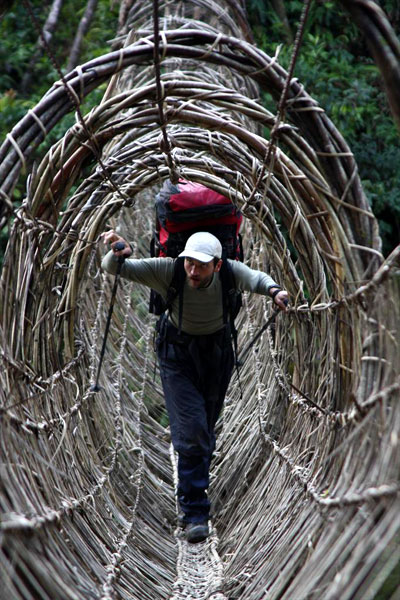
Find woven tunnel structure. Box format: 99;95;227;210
1;1;400;599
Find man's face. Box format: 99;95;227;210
184;257;221;288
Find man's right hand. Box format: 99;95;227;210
101;230;133;257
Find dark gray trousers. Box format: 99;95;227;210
156;318;234;523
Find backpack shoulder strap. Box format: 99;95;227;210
166;258;241;339
219;259;243;395
219;259;242;321
164;257;186;333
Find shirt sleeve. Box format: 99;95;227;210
229;260;279;295
101;251;174;296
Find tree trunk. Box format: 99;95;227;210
271;0;293;44
40;0;64;45
66;0;99;73
21;0;65;91
224;0;254;42
341;0;400;131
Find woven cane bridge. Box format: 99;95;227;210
1;1;400;598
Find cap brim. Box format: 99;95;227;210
178;250;214;263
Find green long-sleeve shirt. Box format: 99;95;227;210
102;252;278;335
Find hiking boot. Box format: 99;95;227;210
186;521;209;544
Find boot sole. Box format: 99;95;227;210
186;524;209;543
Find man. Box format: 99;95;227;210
101;230;288;543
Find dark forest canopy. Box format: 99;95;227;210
0;0;399;255
247;0;400;255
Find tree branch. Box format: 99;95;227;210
21;0;65;91
65;0;99;73
341;0;400;131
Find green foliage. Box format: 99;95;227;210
0;0;119;123
0;90;36;131
0;0;119;262
1;1;399;255
247;0;400;255
374;551;400;599
246;0;270;24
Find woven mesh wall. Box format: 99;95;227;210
1;2;400;599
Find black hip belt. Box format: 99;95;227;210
165;320;229;347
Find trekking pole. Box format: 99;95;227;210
238;302;327;415
90;241;126;392
237;299;289;366
237;309;279;367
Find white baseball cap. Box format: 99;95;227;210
179;232;222;263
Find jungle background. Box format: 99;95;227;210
1;1;400;599
0;0;399;259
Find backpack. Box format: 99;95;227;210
151;179;243;262
149;178;243;347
